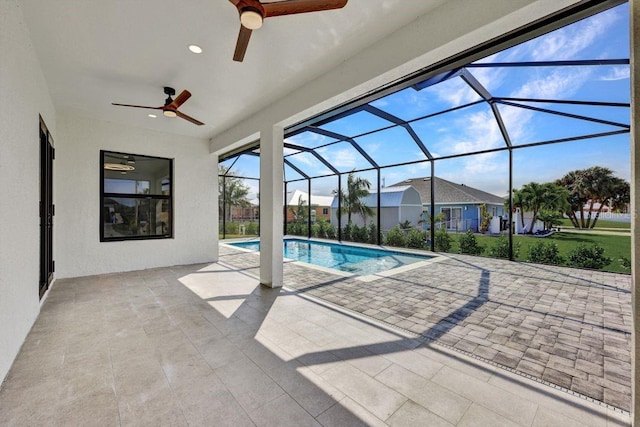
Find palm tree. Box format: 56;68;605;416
556;169;588;228
333;172;374;224
556;167;629;229
516;182;568;234
507;189;527;231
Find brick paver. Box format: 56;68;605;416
219;244;632;411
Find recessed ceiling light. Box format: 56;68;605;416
188;44;203;54
148;114;157;118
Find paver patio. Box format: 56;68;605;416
219;243;633;411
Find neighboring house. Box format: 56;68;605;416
330;186;423;232
286;190;333;223
229;205;259;222
388;177;506;233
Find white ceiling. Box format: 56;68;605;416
21;0;448;140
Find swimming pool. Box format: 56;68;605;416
230;239;431;275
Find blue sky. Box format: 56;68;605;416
223;3;630;200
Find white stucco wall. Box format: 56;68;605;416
54;111;217;278
0;0;57;383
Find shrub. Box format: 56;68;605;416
406;229;426;249
311;222;320;238
399;220;412;229
479;204;492;234
287;221;307;236
245;221;259;236
487;235;520;259
368;223;379;244
434;228;452;252
459;230;483;255
527;240;564;265
619;256;631;271
385;227;406;247
566;244;612;270
313;218;334;239
325;224;336;239
342;223;354;241
352;224;369;243
225;221;239;235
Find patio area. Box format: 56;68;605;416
0;248;631;426
218;243;632;412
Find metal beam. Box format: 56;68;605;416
377;168;381;245
490;103;513;148
494;97;630;107
284;142;312;152
361;105;433;160
497;100;631;129
403;125;433;160
308;179;312;239
412;68;464;91
430;163;435;252
466;58;629;68
309;150;340;175
460;69;492;101
337;174;342;241
284;158;309;179
306;127;379;169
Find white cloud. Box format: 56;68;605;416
599;66;630;81
431;78;481;107
521;9;619;62
514;67;592;99
326;148;357;169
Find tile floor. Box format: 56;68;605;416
0;261;632;426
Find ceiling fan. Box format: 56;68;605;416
112;87;205;126
229;0;348;62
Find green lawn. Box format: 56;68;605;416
557;218;630;230
446;232;630;274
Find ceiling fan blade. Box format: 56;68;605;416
233;25;252;62
176;111;205;126
169;90;191;109
263;0;347;18
112;103;162;110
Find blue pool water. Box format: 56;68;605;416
230;239;430;275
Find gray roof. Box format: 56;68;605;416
387;177;505;205
330;186;419;208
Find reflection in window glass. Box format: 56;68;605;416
103;198;171;238
101;150;172;241
104;179;150;194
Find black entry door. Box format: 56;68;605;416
39;118;54;298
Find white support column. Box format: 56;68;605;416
212;153;219;262
631;0;639;424
259;125;284;288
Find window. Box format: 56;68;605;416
322;208;328;215
101;150;172;241
441;207;462;231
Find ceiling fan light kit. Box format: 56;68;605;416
112;86;204;126
229;0;348;62
240;7;263;30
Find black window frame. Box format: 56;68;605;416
100;150;174;242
